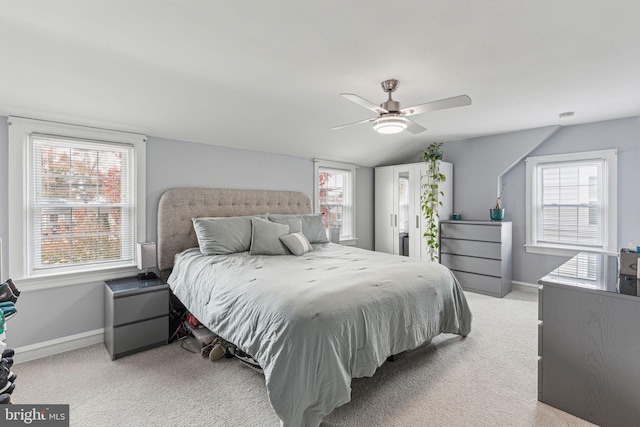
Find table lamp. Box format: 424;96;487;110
136;242;158;280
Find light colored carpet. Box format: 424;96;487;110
12;290;594;426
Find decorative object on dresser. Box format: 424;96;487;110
490;183;506;221
104;276;169;360
440;220;512;297
375;161;452;259
420;142;446;261
538;253;640;426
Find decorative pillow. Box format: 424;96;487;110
192;214;268;255
280;232;313;256
269;217;302;234
250;217;290;256
268;214;329;244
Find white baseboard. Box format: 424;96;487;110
512;281;540;294
13;328;104;364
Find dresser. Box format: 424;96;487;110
439;220;512;297
104;276;169;360
538;253;640;426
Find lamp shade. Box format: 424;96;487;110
373;115;407;134
136;242;157;270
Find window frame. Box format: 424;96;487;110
525;149;617;256
8;117;146;290
314;159;357;245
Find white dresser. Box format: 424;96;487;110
440;220;512;297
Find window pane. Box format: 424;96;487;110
538;159;603;248
318;166;352;238
31;138;134;272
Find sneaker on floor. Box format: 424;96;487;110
0;363;15;391
209;342;225;362
0;383;14;395
0;284;17;304
0;380;13;395
0;393;9;404
0;304;16;321
200;342;215;358
5;279;20;298
2;358;13;368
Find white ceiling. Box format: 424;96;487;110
1;1;639;167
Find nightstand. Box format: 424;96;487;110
104;276;169;360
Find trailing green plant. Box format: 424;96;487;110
420;142;446;262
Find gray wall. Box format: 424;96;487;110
0;123;374;348
410;116;640;284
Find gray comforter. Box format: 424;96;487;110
168;243;472;427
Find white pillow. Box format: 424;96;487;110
280;232;313;256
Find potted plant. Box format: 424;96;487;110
420;142;446;262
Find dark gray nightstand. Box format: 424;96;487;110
104;276;169;360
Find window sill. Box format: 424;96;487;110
13;266;142;292
524;244;616;257
339;238;357;246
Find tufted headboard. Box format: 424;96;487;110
157;188;312;273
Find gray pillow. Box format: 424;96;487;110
280;232;313;256
270;217;302;233
192;214;268;255
250;217;290;255
268;214;329;244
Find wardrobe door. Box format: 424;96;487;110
393;164;413;257
374;166;394;254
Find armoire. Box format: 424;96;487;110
374;161;453;259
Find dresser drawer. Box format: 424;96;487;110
113;289;169;326
440;223;502;242
113;316;168;356
441;238;501;259
442;254;502;277
452;270;504;295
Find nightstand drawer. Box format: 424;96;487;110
113;316;168;357
113;289;169;326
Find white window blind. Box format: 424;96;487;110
537;160;603;248
30;135;135;273
525;149;617;256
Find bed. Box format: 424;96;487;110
158;188;472;427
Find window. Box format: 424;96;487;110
8;117;146;288
314;160;357;244
525;149;617;256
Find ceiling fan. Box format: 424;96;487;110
331;79;471;135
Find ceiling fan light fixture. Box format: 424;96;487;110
373;115;407;134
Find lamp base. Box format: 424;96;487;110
137;271;158;280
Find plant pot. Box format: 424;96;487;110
490;208;505;221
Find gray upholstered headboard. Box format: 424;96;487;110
157;188;312;272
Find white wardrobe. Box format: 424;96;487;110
374;161;453;259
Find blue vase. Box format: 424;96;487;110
490;208;505;221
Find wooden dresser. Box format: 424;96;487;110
439;220;512;298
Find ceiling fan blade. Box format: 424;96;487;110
331;117;377;131
401;95;471;117
405;118;427;134
340;93;389;114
